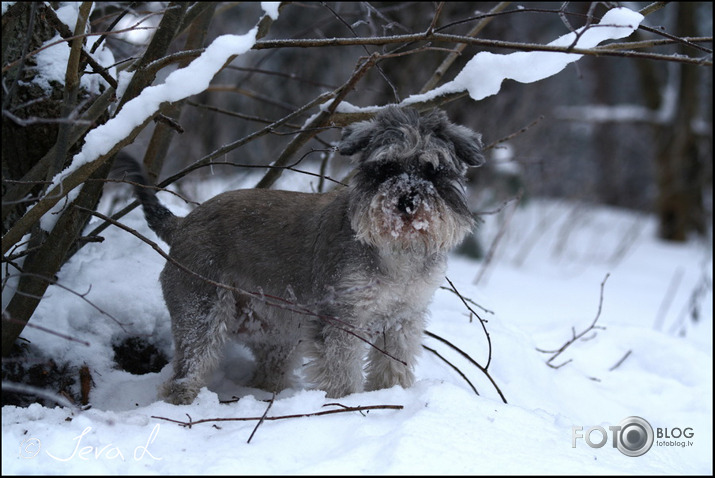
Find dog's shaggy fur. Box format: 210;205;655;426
124;106;483;404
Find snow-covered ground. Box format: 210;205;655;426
2;168;712;474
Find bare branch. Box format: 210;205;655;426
537;273;610;368
151;403;404;428
247;391;276;443
251;32;712;66
473;191;523;286
1;380;80;410
639;2;668;17
608;350;632;372
484;116;545;151
3;272;132;331
254;52;381;189
420;2;511;94
422;344;480;396
40;4;119;89
424;330;507;404
2;312;90;347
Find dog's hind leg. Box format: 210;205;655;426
247;338;302;393
160;284;233;405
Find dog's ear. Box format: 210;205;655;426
443;123;485;168
422;109;485;168
338;120;376;157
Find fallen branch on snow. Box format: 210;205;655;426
151;403;404;430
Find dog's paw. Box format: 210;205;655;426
160;379;200;405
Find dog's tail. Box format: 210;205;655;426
112;153;180;245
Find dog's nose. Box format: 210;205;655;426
397;192;417;215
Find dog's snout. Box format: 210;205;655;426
397;192;417;215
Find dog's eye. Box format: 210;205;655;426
364;162;402;181
422;162;439;179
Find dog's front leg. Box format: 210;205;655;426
365;313;425;392
304;318;365;398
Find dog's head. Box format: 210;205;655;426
339;106;484;253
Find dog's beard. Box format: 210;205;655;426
350;173;473;253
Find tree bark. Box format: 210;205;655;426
654;2;705;241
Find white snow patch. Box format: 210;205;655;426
32;3;116;96
261;2;281;20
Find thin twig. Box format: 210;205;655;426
247;391;276;443
484;116;545;151
473;191;523;286
444;277;493;369
474;194;521;217
151;404;404;427
2;312;90;346
426;2;445;36
255;51;381;189
89;1;139;54
608;350;632;371
438;285;494;315
91;177;199;206
537;273;610;368
424;330;507;404
4;272;132;331
422;344;479;396
597;36;712;52
639;2;668;17
321;3;399;103
1;381;80;410
653;267;684;331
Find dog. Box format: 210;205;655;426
123;106;484;404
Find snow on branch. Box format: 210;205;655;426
46;29;260;209
404;7;644;105
1;11;275;254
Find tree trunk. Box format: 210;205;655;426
654;2;706;241
2;3;64;233
1;3;111;356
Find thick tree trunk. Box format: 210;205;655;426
1;3;110;356
2;3;64;233
1;2;197;357
654;2;706;241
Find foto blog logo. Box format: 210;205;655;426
572;416;655;457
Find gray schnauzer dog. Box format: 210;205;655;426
125;106;483;404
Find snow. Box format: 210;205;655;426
3;4;712;475
2;176;712;474
32;3;116;96
261;2;281;21
112;13;158;45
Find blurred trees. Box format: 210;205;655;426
2;2;712;355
